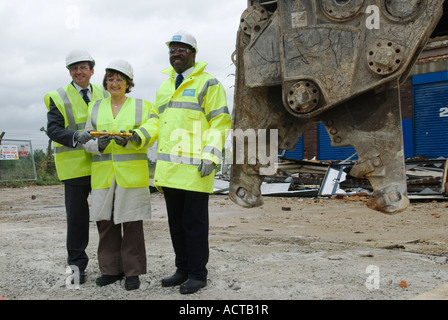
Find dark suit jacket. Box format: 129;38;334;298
47;98;77;148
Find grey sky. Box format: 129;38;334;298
0;0;247;151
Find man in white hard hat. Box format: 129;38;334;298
44;49;109;284
142;30;231;294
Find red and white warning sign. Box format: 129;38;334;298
0;145;19;160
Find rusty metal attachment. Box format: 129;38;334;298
367;40;404;75
240;4;269;36
285;81;320;114
320;0;365;21
381;0;425;22
230;0;443;214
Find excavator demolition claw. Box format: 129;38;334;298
229;0;443;214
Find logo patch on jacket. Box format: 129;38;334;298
182;89;196;97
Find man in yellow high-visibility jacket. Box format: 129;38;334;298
139;30;231;294
44;49;109;284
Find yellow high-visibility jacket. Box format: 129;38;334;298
86;97;152;190
138;62;231;193
44;83;109;181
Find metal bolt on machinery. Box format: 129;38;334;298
229;0;444;214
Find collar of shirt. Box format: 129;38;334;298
176;66;194;81
72;82;92;99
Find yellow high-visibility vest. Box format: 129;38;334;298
139;62;231;193
87;97;152;189
44;83;109;181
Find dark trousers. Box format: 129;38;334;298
64;177;91;272
97;220;147;277
163;187;209;281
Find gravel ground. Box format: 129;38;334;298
1;184;447;304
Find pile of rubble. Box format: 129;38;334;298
215;156;448;201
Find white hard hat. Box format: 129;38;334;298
106;59;134;80
166;30;198;52
66;49;95;69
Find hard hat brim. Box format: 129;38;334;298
105;59;134;80
166;41;197;53
66;59;95;69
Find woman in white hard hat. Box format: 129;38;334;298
83;59;155;290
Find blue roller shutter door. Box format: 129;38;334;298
413;71;448;158
282;136;304;159
317;123;357;161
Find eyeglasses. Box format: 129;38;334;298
169;48;192;55
106;78;126;84
70;65;90;71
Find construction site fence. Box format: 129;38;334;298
0;139;37;182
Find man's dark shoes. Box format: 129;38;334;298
180;278;207;294
96;273;124;287
125;276;140;290
161;272;188;287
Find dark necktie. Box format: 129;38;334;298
175;74;184;89
81;89;90;104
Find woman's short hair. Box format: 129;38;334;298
103;69;135;94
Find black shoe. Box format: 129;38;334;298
161;272;188;287
125;276;140;290
180;278;207;294
96;273;124;287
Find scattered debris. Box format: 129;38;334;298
381;244;406;250
406;158;448;199
229;280;241;291
327;255;343;261
359;253;374;258
214;156;448;203
405;239;421;244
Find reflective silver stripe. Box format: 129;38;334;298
114;153;148;162
158;79;220;116
138;127;151;148
202;146;222;159
92;153;147;163
56;87;77;130
102;88;110;98
158;103;168;115
158;102;228;140
157;153;201;166
54;145;84;154
166;101;204;113
206;106;230;121
198;79;219;107
90;100;102;130
92;154;112;162
150;114;159;119
135;99;143;126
